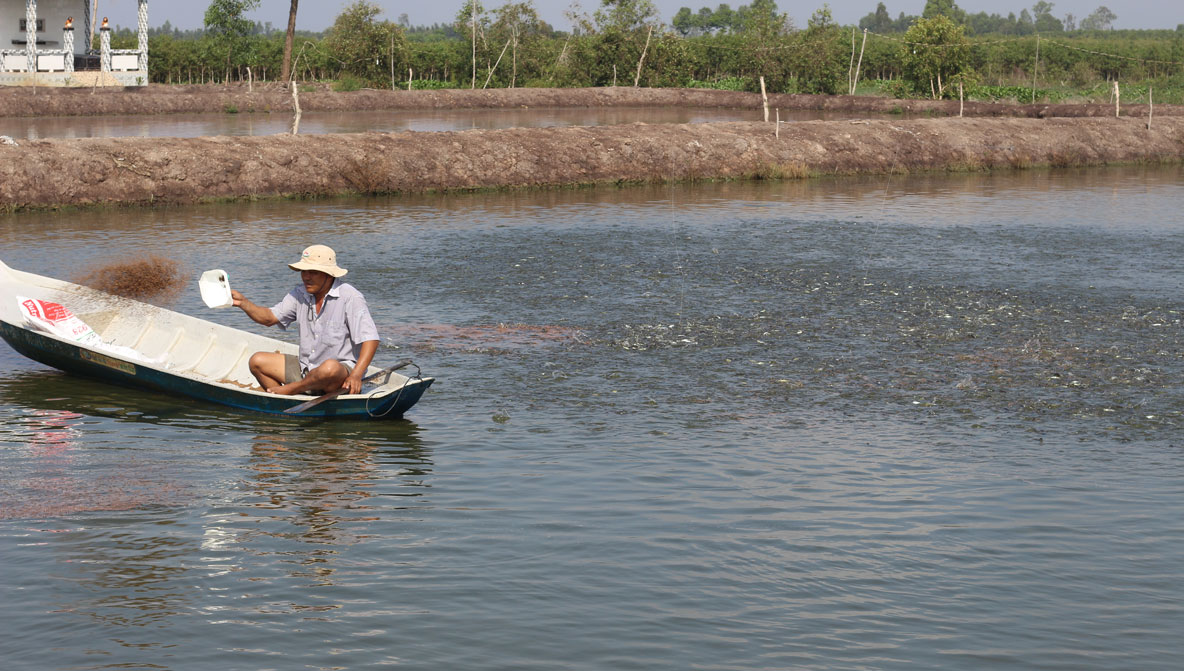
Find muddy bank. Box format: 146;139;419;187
0;84;1177;120
2;116;1181;211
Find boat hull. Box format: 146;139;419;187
0;320;432;419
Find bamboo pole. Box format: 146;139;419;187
775;108;779;138
470;2;476;89
760;76;768;122
483;38;511;89
848;27;856;93
548;35;570;84
634;25;653;87
1114;81;1120;117
1031;35;1040;104
851;29;867;95
408;68;412;91
959;82;963;117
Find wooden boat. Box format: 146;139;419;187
0;259;432;419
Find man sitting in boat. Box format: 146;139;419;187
230;245;380;396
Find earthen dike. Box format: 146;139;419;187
2;85;1181;211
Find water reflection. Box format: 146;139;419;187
0;375;193;519
56;528;198;629
244;424;429;547
190;423;433;623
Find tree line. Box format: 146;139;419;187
124;0;1182;102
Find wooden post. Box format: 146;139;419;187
776;108;780;138
959;82;963;117
408;68;412;91
760;76;768;122
613;65;617;87
290;83;301;135
634;25;653;87
247;66;253;93
1114;81;1120;117
1147;86;1153;130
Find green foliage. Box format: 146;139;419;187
204;0;260;38
638;32;698;87
735;1;792;92
962;83;1060;102
409;79;457;90
1080;6;1117;31
488;2;550;88
1031;1;1063;32
204;0;261;73
333;74;365;91
859;3;894;32
922;0;965;24
594;0;660;32
673;4;743;36
688;76;748;90
793;4;845;94
875;78;917;99
324;1;407;87
901;15;970;98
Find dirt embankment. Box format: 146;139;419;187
3;115;1181;211
0;83;1178;119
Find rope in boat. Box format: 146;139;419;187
366;360;422;418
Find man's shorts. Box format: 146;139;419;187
282;353;353;384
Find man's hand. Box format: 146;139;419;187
230;289;245;307
343;340;380;395
342;370;365;395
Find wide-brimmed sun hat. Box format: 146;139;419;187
288;244;348;277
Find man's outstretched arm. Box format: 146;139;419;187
231;290;280;327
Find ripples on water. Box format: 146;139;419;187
1;166;1183;670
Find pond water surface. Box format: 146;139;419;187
1;165;1183;670
0;105;886;140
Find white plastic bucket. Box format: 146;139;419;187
199;269;233;309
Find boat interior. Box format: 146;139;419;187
74;305;285;388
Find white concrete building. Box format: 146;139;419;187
1;0;148;86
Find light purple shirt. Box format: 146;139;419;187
271;280;380;372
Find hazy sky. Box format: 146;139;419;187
101;1;1175;33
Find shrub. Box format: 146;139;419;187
333;74;365;91
687;77;748;90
